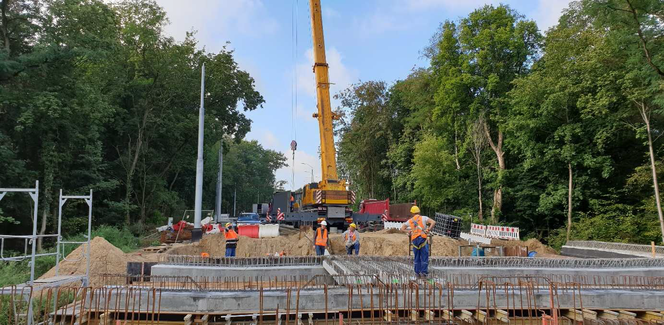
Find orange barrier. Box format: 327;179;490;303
238;224;259;238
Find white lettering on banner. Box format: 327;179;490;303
470;223;487;237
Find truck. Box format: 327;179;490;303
359;199;416;222
267;190;381;228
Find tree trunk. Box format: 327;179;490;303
566;162;573;242
642;106;664;244
484;122;505;223
476;158;483;221
38;168;53;252
1;0;11;55
124;109;149;225
454;127;461;170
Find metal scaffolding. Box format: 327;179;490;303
0;183;93;287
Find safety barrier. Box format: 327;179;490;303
258;224;280;238
485;225;520;240
460;232;491;245
470;223;486;237
469;223;519;241
383;221;404;230
238;224;259;238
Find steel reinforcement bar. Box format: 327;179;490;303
4;277;664;325
163;255;323;267
164;255;664;269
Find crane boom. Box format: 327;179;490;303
308;0;338;182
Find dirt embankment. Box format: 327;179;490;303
169;229;468;257
39;237;161;286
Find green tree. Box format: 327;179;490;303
430;5;541;222
335;81;395;200
584;0;664;242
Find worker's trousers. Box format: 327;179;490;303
225;247;236;257
346;242;360;255
412;236;429;275
315;245;326;256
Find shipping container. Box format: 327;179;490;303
359;199;415;222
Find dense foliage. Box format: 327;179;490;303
335;0;664;245
0;0;285;242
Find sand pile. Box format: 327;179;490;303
492;238;557;256
39;237;128;286
169;229;466;257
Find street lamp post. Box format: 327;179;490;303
301;163;314;183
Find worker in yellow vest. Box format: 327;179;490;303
400;206;435;277
314;220;328;256
343;223;360;255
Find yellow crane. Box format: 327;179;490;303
298;0;354;223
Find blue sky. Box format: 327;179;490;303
154;0;573;190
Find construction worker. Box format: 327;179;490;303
314;221;328;256
224;223;239;257
343;223;360;255
400;206;435;277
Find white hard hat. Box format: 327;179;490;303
320;221;327;226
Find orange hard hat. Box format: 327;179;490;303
201;252;210;258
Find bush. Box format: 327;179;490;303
547;201;661;250
67;225;139;253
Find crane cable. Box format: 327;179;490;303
290;0;299;191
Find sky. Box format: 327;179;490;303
152;0;573;190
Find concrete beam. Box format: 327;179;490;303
89;287;664;315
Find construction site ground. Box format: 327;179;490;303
22;231;664;325
38;229;557;287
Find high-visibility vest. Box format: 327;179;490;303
345;231;357;242
315;228;328;246
225;229;238;240
407;215;427;240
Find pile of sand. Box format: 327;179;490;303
492;238;557;256
39;237;128;286
168;229;466;257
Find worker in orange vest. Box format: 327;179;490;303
343;223;360;255
314;220;328;256
400;206;435;277
224;223;239;257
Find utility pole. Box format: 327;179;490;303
192;63;205;242
233;187;237;217
302;162;314;183
215;140;223;222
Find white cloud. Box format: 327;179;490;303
323;6;341;19
154;0;279;51
278;149;322;190
356;12;410;36
530;0;574;32
261;130;279;150
296;47;357;99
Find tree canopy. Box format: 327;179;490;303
0;0;282;239
335;0;664;245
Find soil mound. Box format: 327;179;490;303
39;237;127;286
492;238;557;256
168;231;465;257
